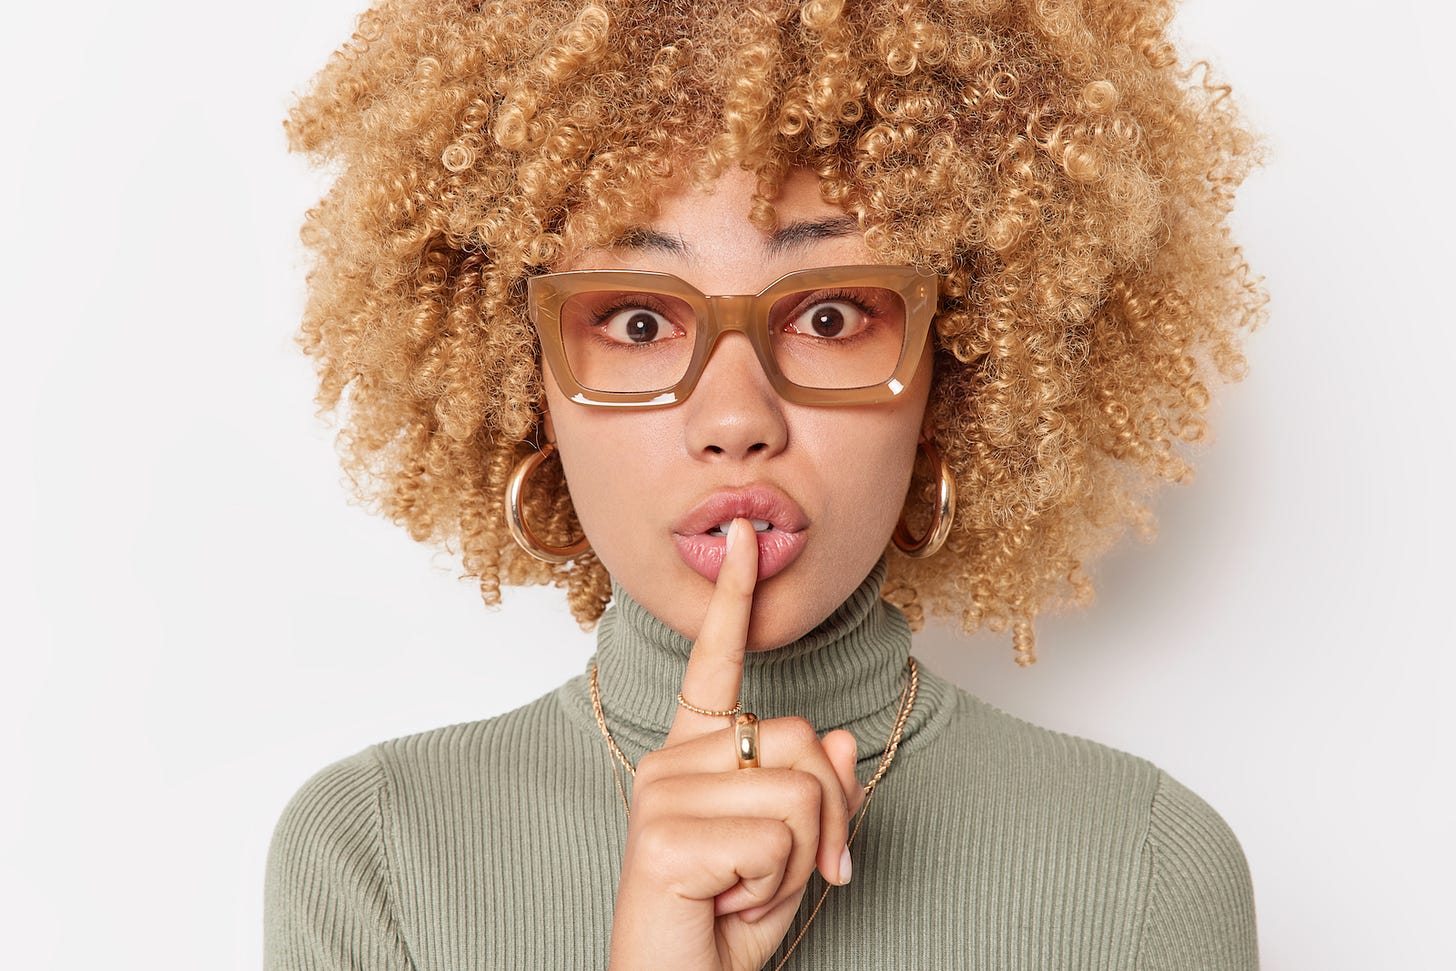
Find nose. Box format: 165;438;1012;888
681;331;788;462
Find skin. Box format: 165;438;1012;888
613;521;863;969
544;166;934;652
542;167;934;969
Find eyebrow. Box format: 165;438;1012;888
611;214;860;257
765;214;860;253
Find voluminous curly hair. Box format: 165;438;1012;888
286;0;1264;665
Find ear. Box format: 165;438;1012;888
914;337;938;445
542;406;557;445
918;410;937;444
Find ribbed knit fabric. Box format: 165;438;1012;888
265;563;1258;969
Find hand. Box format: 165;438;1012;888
608;519;865;971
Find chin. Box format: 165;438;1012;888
611;545;875;651
741;573;847;652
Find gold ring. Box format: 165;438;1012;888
733;713;761;769
676;693;742;719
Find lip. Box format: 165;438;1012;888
671;485;810;583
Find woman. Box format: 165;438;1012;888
266;0;1263;967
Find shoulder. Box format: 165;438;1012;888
367;684;591;800
1143;770;1252;877
1137;771;1259;968
940;683;1253;857
267;746;390;889
934;683;1258;967
929;682;1169;812
264;747;410;969
951;687;1252;846
268;683;589;866
273;686;581;830
264;689;583;967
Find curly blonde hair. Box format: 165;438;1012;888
286;0;1264;665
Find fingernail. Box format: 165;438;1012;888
726;517;741;554
839;846;853;885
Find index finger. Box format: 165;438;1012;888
665;517;758;747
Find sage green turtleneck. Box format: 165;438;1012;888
264;564;1257;969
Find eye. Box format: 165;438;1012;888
599;307;683;345
784;299;869;339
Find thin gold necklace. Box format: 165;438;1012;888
589;656;919;969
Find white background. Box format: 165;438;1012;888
3;0;1452;967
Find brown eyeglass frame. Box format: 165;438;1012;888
526;264;940;408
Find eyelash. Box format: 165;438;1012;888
578;287;886;342
588;294;676;329
782;289;883;338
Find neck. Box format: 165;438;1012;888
592;560;932;765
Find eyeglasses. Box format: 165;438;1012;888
526;265;939;408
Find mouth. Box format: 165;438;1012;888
704;518;773;537
672;486;810;583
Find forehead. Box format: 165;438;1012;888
565;168;876;285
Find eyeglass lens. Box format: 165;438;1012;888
557;285;909;394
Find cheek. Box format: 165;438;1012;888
543;386;616;534
545;394;677;557
811;356;931;545
809;413;924;538
550;416;623;524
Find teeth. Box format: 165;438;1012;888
707;519;773;536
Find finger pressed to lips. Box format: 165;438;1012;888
666;516;758;747
628;513;858;925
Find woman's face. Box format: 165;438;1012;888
544;168;933;651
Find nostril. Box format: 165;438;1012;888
702;441;770;457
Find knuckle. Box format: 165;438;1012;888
784;768;821;803
631;817;685;867
764;819;794;858
739;879;776;907
634;749;668;784
776;715;816;745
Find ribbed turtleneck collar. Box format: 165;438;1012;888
590;561;946;767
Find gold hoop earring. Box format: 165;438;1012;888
505;442;591;564
892;438;956;559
